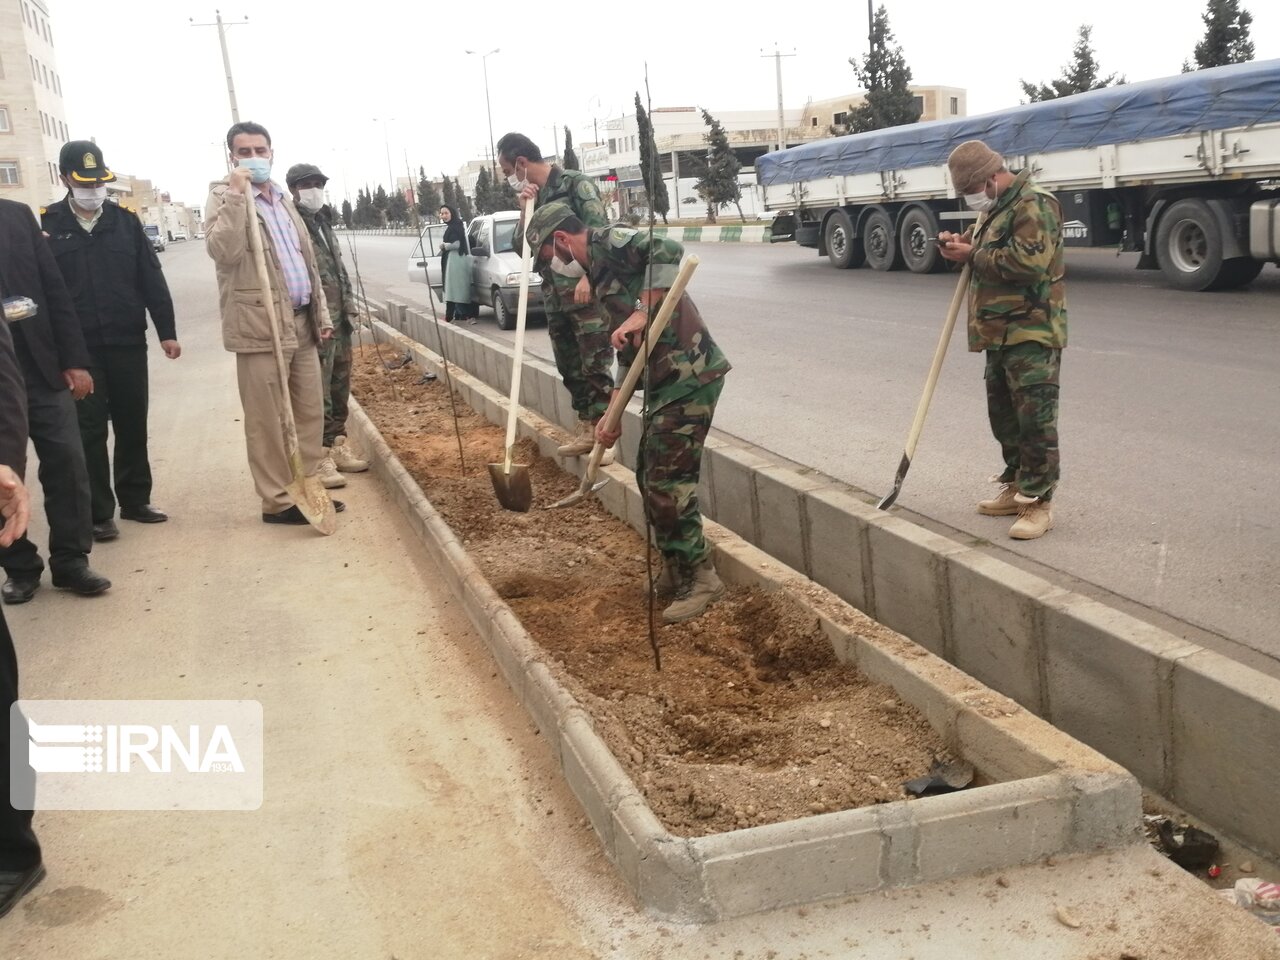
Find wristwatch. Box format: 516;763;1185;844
633;298;647;314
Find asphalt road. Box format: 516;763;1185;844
338;234;1279;671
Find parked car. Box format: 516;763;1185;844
143;223;165;252
406;209;544;330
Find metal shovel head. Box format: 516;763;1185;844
487;461;533;513
285;470;338;536
547;476;608;510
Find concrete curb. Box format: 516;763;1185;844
347;321;1140;921
363;302;1280;866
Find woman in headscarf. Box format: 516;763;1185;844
438;205;475;323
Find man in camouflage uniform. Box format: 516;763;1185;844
526;202;732;624
496;132;615;457
286;163;369;486
939;140;1067;540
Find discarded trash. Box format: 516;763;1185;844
1054;905;1082;929
385;351;414;370
415;372;437;384
1147;815;1220;870
1218;878;1280;930
903;759;975;797
1208;865;1222;878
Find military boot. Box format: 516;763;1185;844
1009;494;1054;540
317;451;346;489
652;558;681;600
977;479;1019;516
331;436;369;473
557;420;595;457
662;557;726;624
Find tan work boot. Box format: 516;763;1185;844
662;557;726;624
1009;494;1054;540
557;420;596;456
318;452;346;489
652;558;681;600
977;478;1020;516
331;436;369;473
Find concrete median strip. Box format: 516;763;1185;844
348;316;1141;921
361;300;1280;871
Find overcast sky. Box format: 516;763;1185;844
48;0;1279;210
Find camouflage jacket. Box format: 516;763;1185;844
521;166;609;315
298;205;355;331
587;227;730;410
966;170;1067;352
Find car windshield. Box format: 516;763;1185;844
492;219;517;254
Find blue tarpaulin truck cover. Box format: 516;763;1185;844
756;59;1280;187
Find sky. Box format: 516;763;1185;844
47;0;1280;210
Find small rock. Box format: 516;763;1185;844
808;778;821;788
995;875;1010;888
867;775;883;787
1241;861;1255;873
745;805;757;817
1054;906;1081;929
819;718;832;729
630;748;644;765
881;699;899;711
1045;855;1059;867
727;681;735;688
808;802;826;814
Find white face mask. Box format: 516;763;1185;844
506;163;527;192
71;184;108;212
964;183;996;212
296;188;325;213
549;254;584;278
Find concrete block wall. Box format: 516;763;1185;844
364;305;1280;864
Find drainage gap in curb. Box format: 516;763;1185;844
352;347;983;837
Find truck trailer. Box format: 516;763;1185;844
757;59;1280;291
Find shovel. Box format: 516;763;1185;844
487;194;536;512
876;221;984;511
243;176;337;535
549;255;700;510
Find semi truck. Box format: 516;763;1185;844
757;59;1280;291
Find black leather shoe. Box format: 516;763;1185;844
1;577;40;605
120;504;168;523
0;862;45;919
262;501;345;525
92;519;120;542
50;565;111;596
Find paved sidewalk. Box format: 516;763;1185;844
0;253;1275;958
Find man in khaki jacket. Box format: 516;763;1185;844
205;121;339;524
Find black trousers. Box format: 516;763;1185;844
0;607;41;870
0;357;93;578
77;345;153;521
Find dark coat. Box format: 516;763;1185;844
0;319;27;475
0;198;89;391
42;199;176;348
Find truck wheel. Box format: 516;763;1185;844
493;289;515;330
824;210;865;269
864;209;903;271
899;207;942;274
1156;199;1230;291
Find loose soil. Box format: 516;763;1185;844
353;344;962;837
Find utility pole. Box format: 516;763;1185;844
465;48;500;178
760;46;796;153
190;11;248;124
373;117;396;194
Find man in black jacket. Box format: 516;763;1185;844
0;317;45;915
0;196;110;602
43;141;180;542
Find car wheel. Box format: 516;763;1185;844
494;289;515;330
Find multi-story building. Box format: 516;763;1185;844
1;0;72;213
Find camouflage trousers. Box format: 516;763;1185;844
319;327;353;446
547;306;614;422
984;342;1061;500
635;377;725;568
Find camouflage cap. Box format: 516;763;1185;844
525;201;576;254
285;162;328;188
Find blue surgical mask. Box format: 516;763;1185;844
237;156;272;184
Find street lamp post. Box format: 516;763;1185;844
190;11;248;124
465;48;500;178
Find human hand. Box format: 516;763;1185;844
319;327;334;341
573;274;592;305
610;311;648;350
937;231;959;244
63;368;93;400
230;165;253;194
518;183;539;203
0;466;30;548
595;417;622;449
161;339;182;359
938;240;973;263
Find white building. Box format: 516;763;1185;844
0;0;73;213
